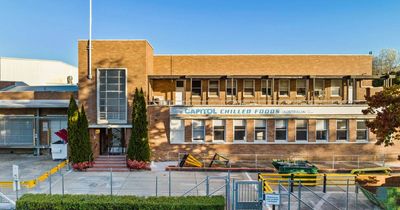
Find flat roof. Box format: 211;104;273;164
0;100;70;108
1;85;78;92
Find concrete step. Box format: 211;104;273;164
86;168;130;172
95;161;126;164
93;164;127;168
96;157;126;161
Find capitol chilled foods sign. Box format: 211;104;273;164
170;106;367;116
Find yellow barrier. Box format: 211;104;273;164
0;160;68;189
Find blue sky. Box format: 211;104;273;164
0;0;399;66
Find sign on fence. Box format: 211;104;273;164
264;193;280;205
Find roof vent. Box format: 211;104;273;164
67;76;73;84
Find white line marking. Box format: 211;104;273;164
244;172;253;181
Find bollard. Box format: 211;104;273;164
168;170;171;196
290;174;294;193
110;168;113;196
323;174;327;193
62;173;65;196
155;176;158;197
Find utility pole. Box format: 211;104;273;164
87;0;93;79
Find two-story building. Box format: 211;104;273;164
78;40;398;161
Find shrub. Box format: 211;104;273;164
127;159;150;170
16;194;225;210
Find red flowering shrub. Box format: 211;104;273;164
127;159;150;170
72;161;95;171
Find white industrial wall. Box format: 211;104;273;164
0;57;78;85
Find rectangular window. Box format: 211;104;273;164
316;120;328;141
192;120;205;141
279;80;289;96
261;80;272;96
275;119;287;141
356;120;368;141
336;120;348;140
234;120;246;141
314;80;325;97
244;80;255;96
255;120;266;141
98;69;127;123
208;80;219;97
296;80;307;96
170;119;184;143
213;120;225;141
226;79;237;97
296;120;308;141
331;80;341;97
191;80;202;96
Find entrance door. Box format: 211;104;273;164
175;80;185;105
100;128;125;155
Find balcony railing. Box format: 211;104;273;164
148;99;368;106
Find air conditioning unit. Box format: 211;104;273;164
153;96;165;105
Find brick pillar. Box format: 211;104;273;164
185;79;191;105
255;80;261;104
349;119;357;142
288;119;295;142
205;119;213;143
246;120;254;142
202;79;208;105
89;128;100;158
328;119;336;142
267;119;275;142
237;79;243;103
308;119;316;142
226;119;233;142
185;120;192;142
289;79;296;100
220;79;226;105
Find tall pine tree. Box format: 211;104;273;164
79;105;93;162
127;88;150;161
67;95;80;163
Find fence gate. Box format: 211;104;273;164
233;180;263;210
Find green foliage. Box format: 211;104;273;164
127;88;150;161
383;188;400;210
373;49;400;75
16;194;225;210
363;85;400;146
67;95;92;163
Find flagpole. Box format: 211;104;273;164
88;0;92;79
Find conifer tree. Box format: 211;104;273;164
79;105;93;162
67;95;79;163
127;88;151;161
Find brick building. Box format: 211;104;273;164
78;40;399;161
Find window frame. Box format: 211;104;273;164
243;80;255;97
208;80;220;97
279;80;290;97
226;79;238;97
212;119;226;142
233;120;247;141
331;79;342;97
261;79;272;96
191;80;202;97
314;79;325;97
336;119;348;141
96;68;128;124
275;119;288;141
315;119;328;141
295;119;308;141
356;120;369;141
192;119;205;142
170;119;185;143
254;119;267;141
296;80;307;97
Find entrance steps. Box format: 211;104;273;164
87;155;129;172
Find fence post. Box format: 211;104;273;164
62;173;64;196
323;174;327;193
168;170;171;196
232;179;235;210
155;176;158;197
278;181;281;210
355;183;359;210
346;179;349;210
298;181;301;210
49;171;52;195
206;176;209;196
15;179;19;200
225;174;230;210
287;180;291;210
290;174;294;193
110;168;113;196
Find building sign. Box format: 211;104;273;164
170;106;367;116
264;193;280;205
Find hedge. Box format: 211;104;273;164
16;194;225;210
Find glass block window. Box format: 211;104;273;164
275;119;287;141
192;120;205;141
255;120;266;141
336;120;348;140
356;120;368;141
316;120;328;141
213;120;225;141
279;80;290;96
296;120;308;141
234;120;246;141
98;69;127;123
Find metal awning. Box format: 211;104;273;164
0;100;70;108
